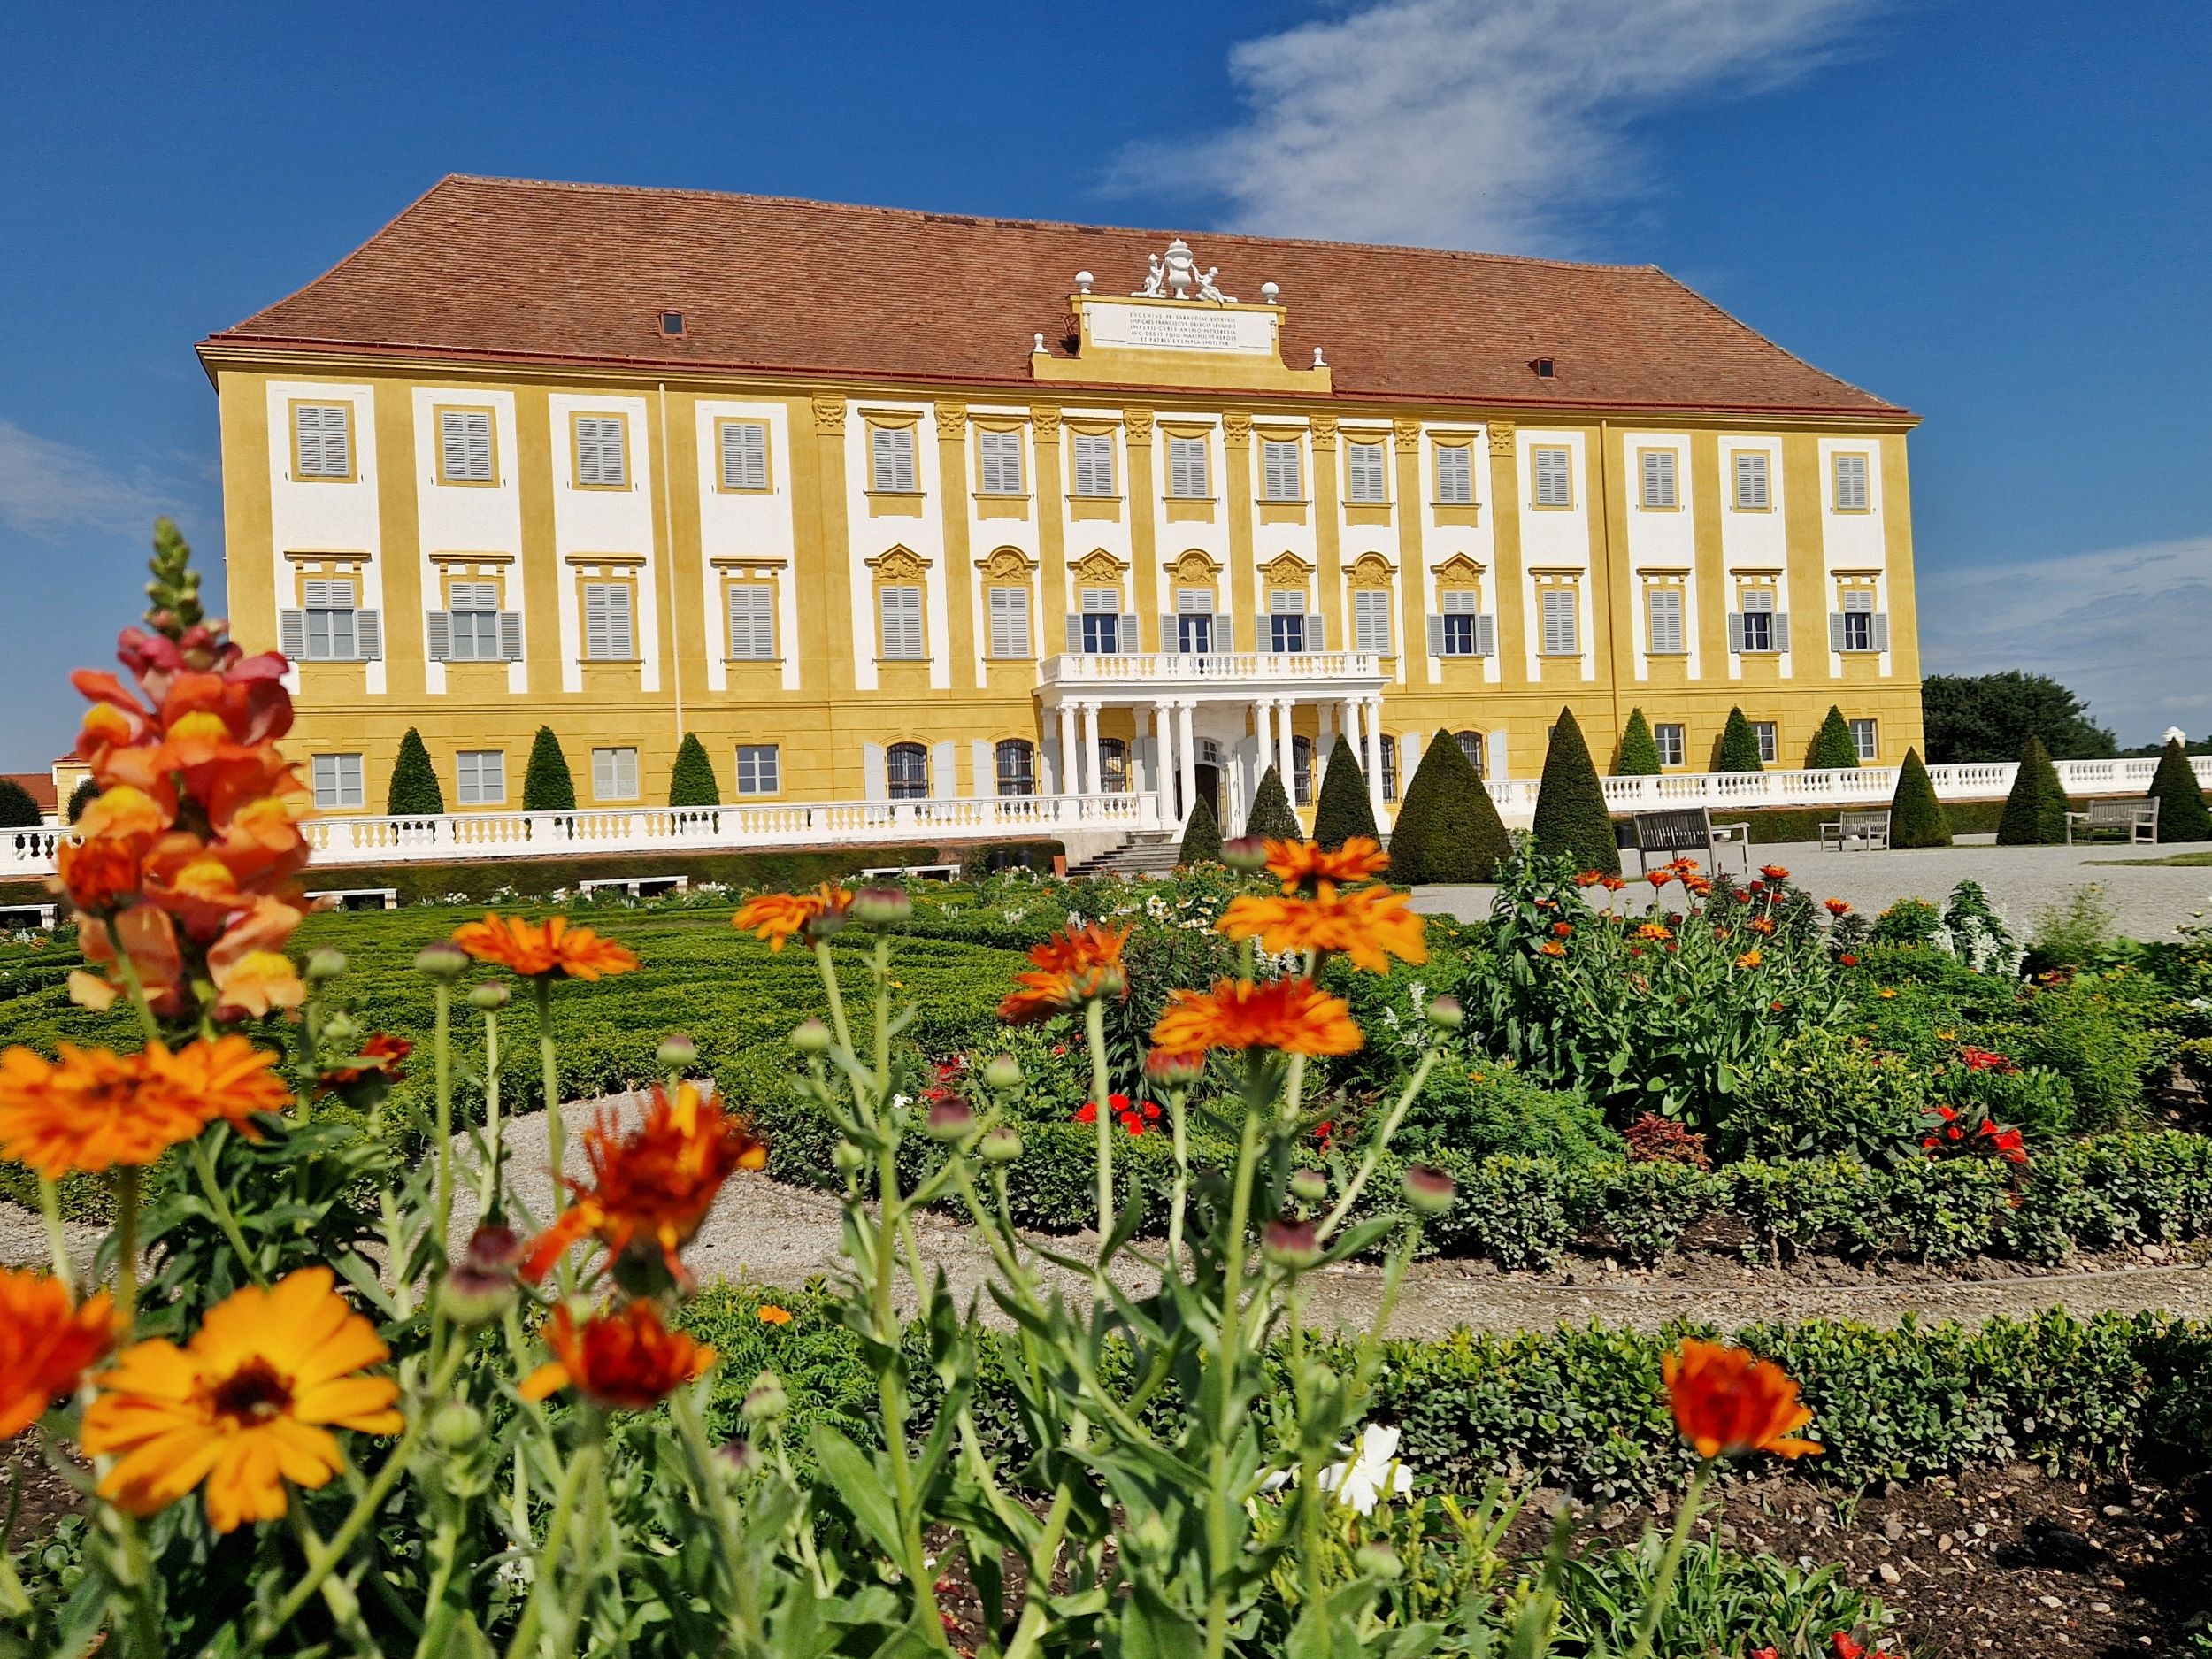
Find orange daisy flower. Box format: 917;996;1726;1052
1760;864;1791;883
1634;921;1673;943
1747;916;1777;936
519;1300;715;1410
998;922;1132;1023
757;1304;793;1325
730;883;855;953
1150;977;1363;1057
144;1033;296;1133
1663;1339;1821;1461
1263;837;1390;896
0;1268;118;1440
451;913;641;979
521;1082;767;1286
1824;898;1852;917
1217;886;1427;974
0;1044;204;1179
1733;949;1764;969
1539;941;1566;957
82;1268;402;1532
1572;870;1606;888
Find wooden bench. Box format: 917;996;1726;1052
306;887;400;911
576;875;690;900
2067;796;2159;845
858;862;964;882
1622;808;1750;875
1819;810;1892;851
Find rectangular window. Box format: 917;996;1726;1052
1439;590;1480;657
1540;587;1578;656
879;585;925;659
719;421;769;491
1167;435;1210;498
735;745;780;796
1268;589;1306;653
1261;439;1302;501
1751;720;1778;764
1640;449;1678;509
1653;723;1686;767
1738;588;1776;654
455;749;504;805
1353;589;1392;655
311;753;365;810
581;582;634;660
293;403;352;479
870;426;917;493
1071;431;1115;496
1079;588;1122;655
726;585;775;660
1837;588;1878;653
978;428;1024;495
438;409;494;484
301;579;361;661
1345;440;1387;503
887;744;930;799
1849;718;1878;762
987;586;1032;658
1434;443;1473;504
444;580;503;662
1532;446;1572;507
1733;451;1770;510
574;416;627;488
1175;588;1214;655
1832;452;1870;511
1379;734;1398;802
1646;587;1686;655
591;747;639;802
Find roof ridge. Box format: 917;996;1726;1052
428;173;1666;276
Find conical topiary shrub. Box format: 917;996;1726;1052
668;733;721;807
1996;734;2069;846
1717;707;1764;773
386;727;445;815
1532;709;1619;874
1244;765;1302;841
1179;795;1223;865
522;726;578;812
1310;735;1379;849
1808;706;1860;770
2148;737;2212;842
66;778;96;823
1615;709;1663;776
0;779;41;829
1889;747;1952;848
1390;728;1510;883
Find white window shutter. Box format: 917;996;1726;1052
440;412;468;481
722;423;767;491
1425;614;1444;655
426;611;451;661
1064;614;1083;654
1435;444;1472;504
584;587;609;659
279;611;306;659
499;611;523;660
1306;612;1325;651
862;743;887;801
1119;612;1139;654
611;589;634;658
1727;612;1745;653
1830;612;1847;652
1159;613;1179;651
1872;612;1890;651
1477;614;1497;657
1772;612;1791;653
355;610;381;661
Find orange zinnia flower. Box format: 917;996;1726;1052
0;1045;200;1179
731;883;855;952
1151;977;1363;1056
1634;921;1672;943
1663;1339;1821;1461
1824;898;1852;917
521;1082;767;1286
82;1268;402;1532
452;912;641;979
1733;949;1764;969
1263;836;1390;896
518;1300;715;1410
757;1304;793;1325
1539;941;1566;957
0;1268;118;1440
1760;864;1790;882
998;922;1132;1023
1217;886;1427;973
144;1034;295;1133
1747;915;1777;936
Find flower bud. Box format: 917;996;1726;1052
851;886;913;927
982;1053;1023;1092
429;1401;485;1451
716;1439;757;1476
1289;1169;1329;1205
657;1033;698;1069
1262;1218;1322;1270
741;1372;789;1425
924;1098;976;1141
832;1140;866;1175
979;1126;1024;1164
437;1265;515;1326
1403;1164;1457;1215
792;1018;833;1054
414;941;469;979
304;949;349;984
1144;1048;1205;1089
1425;995;1463;1032
1355;1541;1402;1580
467;979;511;1012
1221;835;1271;872
321;1011;361;1051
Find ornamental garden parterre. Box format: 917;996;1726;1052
7;534;2212;1655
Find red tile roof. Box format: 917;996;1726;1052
2;773;57;815
204;175;1906;419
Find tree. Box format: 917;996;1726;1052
1889;747;1952;848
66;779;97;824
1310;735;1379;849
1807;706;1860;770
1389;728;1511;884
522;726;578;812
0;779;41;829
1531;708;1619;874
668;733;721;807
1614;709;1663;776
1996;734;2070;846
1922;672;2117;764
1716;707;1764;773
386;728;445;816
1244;766;1302;841
1178;795;1223;865
2148;737;2212;842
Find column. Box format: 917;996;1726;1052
1177;702;1198;829
1253;699;1274;795
1081;702;1103;803
1057;703;1079;795
1154;698;1178;821
1363;696;1386;819
1275;697;1295;790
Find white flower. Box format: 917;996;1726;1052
1315;1425;1414;1515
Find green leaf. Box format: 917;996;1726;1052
810;1424;904;1559
1118;1580;1204;1659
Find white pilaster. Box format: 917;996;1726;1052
1253;699;1275;794
1081;703;1103;802
1177;702;1198;829
1058;704;1080;794
1275;698;1296;794
1151;701;1176;819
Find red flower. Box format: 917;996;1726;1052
1550;920;1574;938
1074;1102;1098;1125
1838;953;1859;966
1141;1100;1160;1120
1761;864;1790;882
1824;898;1851;917
1959;1046;2017;1074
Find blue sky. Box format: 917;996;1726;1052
2;0;2207;766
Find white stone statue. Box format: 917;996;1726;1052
1162;238;1199;298
1133;254;1166;297
1134;239;1237;303
1194;265;1235;304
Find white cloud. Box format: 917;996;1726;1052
0;418;166;536
1919;535;2212;745
1118;0;1878;252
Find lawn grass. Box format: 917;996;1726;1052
2089;850;2212;867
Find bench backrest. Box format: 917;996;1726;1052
2085;796;2156;824
1632;809;1713;851
1837;810;1890;830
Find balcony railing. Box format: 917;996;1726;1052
1039;649;1382;688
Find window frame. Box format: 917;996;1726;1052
572;413;631;490
1267;588;1307;654
1832;451;1871;512
443;579;504;662
995;738;1037;798
1454;729;1485;774
1290;733;1315;806
311;752;365;810
580;580;637;662
1070;430;1117;498
886;741;930;801
734;744;780;797
975;427;1026;497
590;746;641;803
1849;718;1879;763
1175;588;1216;655
1344;439;1389;504
1259;438;1303;503
1738;587;1778;655
1530;446;1573;510
455;749;505;806
1751;720;1778;764
1098;737;1130;795
1653;723;1686;768
868;423;919;495
1839;588;1878;653
290;401;356;483
724;581;776;661
1352;588;1393;655
1432;442;1475;506
716;419;772;494
877;583;926;661
1165;434;1211;500
1079;587;1123;656
1731;449;1772;511
1639;448;1679;510
1538;585;1580;656
1379;733;1399;802
434;405;498;487
1645;585;1686;656
987;584;1033;659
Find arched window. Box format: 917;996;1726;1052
1379;734;1399;803
1098;737;1129;794
995;739;1036;798
1454;729;1484;774
1291;734;1314;805
887;741;929;800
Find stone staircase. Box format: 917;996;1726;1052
1068;833;1183;879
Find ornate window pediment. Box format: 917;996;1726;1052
1431;553;1486;587
976;548;1035;580
1261;552;1314;587
1071;549;1129;584
868;546;930;582
1170;549;1221;584
1348;553;1395;588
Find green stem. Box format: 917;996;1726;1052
1086;996;1115;1250
1166;1087;1191;1270
433;978;454;1263
1624;1461;1712;1659
481;1009;503;1226
813;939;855;1056
1315;1047;1440;1244
504;1430;595;1659
111;1167;140;1333
1202;1087;1266;1659
36;1177;72;1294
188;1137;266;1286
107;946;162;1046
673;1386;761;1647
533;977;563;1217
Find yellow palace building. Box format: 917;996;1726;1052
203;175;1921;850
